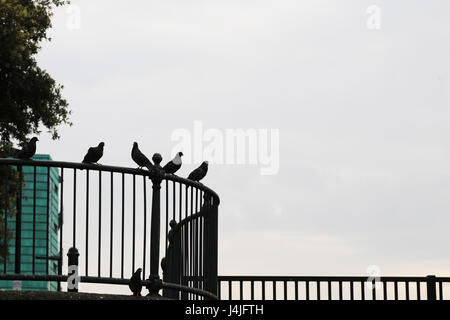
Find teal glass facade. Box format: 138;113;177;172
0;154;60;291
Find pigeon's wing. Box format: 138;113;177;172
15;143;31;159
163;161;176;173
188;167;203;180
132;147;152;168
82;147;95;163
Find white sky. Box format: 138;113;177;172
32;0;450;294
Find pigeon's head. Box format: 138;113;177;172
30;137;39;143
133;142;138;148
98;142;105;148
135;268;142;275
177;152;183;157
202;161;209;167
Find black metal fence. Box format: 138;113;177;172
0;157;219;299
218;275;450;300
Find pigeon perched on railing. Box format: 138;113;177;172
129;268;142;296
14;137;39;160
163;152;183;175
187;161;209;183
82;142;104;164
131;142;153;170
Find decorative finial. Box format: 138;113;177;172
152;153;162;168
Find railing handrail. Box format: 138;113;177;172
0;158;220;203
217;275;446;282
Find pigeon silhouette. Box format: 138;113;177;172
82;142;104;164
163;152;183;175
131;142;153;170
15;137;39;160
129;268;142;296
187;161;209;183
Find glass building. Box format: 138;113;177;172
0;154;60;291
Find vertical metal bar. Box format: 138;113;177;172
195;188;199;294
32;166;36;274
383;281;387;300
306;281;309;300
328;281;332;300
317;281;321;300
251;280;255;300
273;281;276;300
173;181;176;223
338;281;342;300
179;183;182;222
85;170;89;275
132;174;135;273
46;167;50;275
240;280;243;300
3;171;8;273
14;165;22;274
73;169;76;248
284;280;287;300
142;176;147;279
229;281;232;300
394;281;398;300
110;172;113;278
121;173;125;278
98;171;102;277
58;168;64;290
294;281;298;300
373;279;377;300
439;281;443;300
198;192;202;292
190;187;193;288
406;281;410;300
262;281;265;300
417;281;421;300
165;180;169;255
350;281;354;300
361;281;365;300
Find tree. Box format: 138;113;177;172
0;0;71;264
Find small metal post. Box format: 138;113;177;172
67;247;79;292
426;275;436;300
148;153;164;295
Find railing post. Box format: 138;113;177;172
203;194;219;298
147;153;164;295
67;247;79;292
427;275;436;300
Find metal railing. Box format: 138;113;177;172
0;156;219;299
217;275;450;300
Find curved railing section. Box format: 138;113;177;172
0;156;219;299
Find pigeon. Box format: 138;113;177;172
82;142;104;164
15;137;39;160
131;142;153;170
163;152;183;175
129;268;142;296
187;161;209;183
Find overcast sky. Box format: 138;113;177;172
32;0;450;293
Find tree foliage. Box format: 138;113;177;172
0;0;70;264
0;0;71;144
